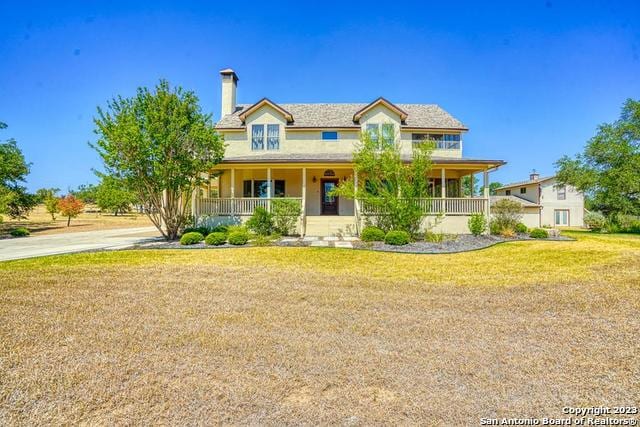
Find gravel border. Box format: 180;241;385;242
353;234;573;254
133;233;574;254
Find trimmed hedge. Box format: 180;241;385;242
10;227;30;237
529;228;549;239
361;226;385;242
205;232;227;246
384;230;410;245
228;231;249;245
180;232;204;245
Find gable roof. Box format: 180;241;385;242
352;97;408;122
238;98;294;123
216;102;467;130
497;176;555;190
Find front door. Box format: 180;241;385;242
321;179;339;215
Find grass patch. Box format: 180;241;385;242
0;233;638;424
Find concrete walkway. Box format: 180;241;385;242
281;235;359;248
0;227;161;261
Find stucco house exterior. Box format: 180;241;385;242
193;68;506;236
494;172;585;228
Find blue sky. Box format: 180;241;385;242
1;0;639;191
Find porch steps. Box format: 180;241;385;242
304;216;357;237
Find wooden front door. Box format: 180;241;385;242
321;179;339;215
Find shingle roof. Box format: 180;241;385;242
497;176;555;190
215;103;467;130
220;153;504;165
490;195;540;208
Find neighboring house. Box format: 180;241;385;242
194;68;506;236
494;172;584;228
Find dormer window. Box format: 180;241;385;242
252;124;280;150
366;123;394;147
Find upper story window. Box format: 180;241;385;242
366;123;394;147
322;131;338;140
520;187;527;194
412;133;461;150
557;185;566;200
251;124;280;151
267;124;279;150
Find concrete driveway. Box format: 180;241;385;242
0;227;161;262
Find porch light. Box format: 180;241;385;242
312;176;317;183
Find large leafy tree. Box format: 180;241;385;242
0;122;37;220
555;99;640;216
332;129;433;234
71;184;98;204
92;80;224;240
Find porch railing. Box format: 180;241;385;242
360;197;487;216
196;197;303;216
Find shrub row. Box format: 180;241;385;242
180;227;250;246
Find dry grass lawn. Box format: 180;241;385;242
1;232;639;424
0;205;152;238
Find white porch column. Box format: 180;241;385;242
230;168;235;216
440;168;446;198
354;169;360;236
230;168;235;198
191;186;197;221
301;167;307;236
469;173;474;197
267;167;272;211
483;169;490;233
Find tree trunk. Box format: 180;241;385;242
67;216;71;227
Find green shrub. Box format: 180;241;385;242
183;226;210;236
490;199;523;235
211;224;229;234
252;234;276;246
246;207;273;236
10;227;30;237
424;231;444;243
529;228;549;239
467;213;487;236
584;212;606;232
228;231;249;245
205;232;227;246
515;223;529;233
360;226;385;242
384;230;410;245
226;224;247;234
272;199;301;236
180;232;204;245
613;214;640;234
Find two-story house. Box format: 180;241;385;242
495;172;585;228
193;68;506;236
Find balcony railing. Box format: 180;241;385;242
196;197;303;216
360;197;487;216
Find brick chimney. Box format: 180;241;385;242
529;170;540;181
220;68;238;118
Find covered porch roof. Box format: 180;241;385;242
217;153;506;170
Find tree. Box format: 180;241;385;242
36;188;61;220
58;195;85;226
332;128;433;235
71;184;98;204
555;98;640;216
461;175;479;197
0;122;36;219
92;80;225;240
489;182;503;196
95;175;137;215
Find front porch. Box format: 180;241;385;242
193;164;494;235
